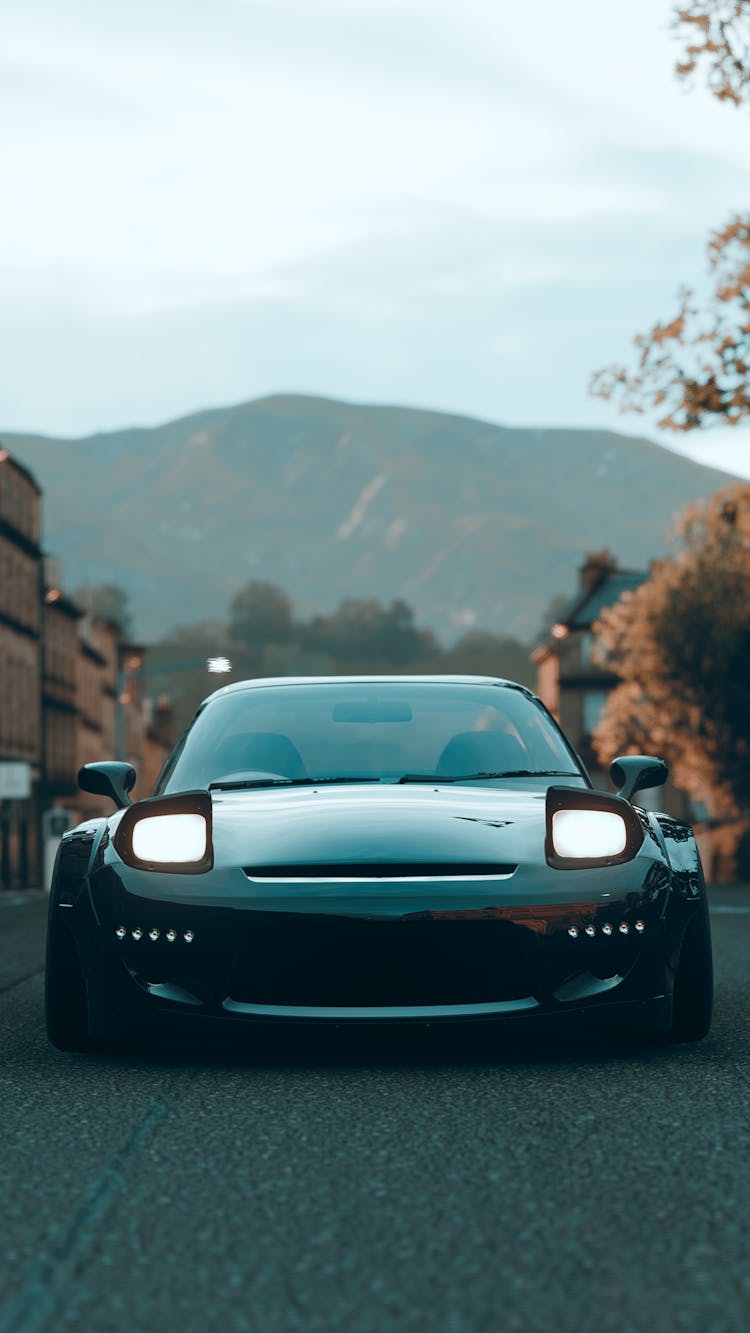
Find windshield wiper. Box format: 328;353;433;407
209;776;384;791
210;771;580;792
397;770;577;784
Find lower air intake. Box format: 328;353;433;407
227;916;532;1006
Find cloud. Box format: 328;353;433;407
0;196;724;438
0;58;139;121
233;0;546;103
2;0;750;492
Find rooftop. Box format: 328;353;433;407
564;569;646;629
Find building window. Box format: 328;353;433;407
582;691;609;736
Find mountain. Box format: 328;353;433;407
2;394;739;643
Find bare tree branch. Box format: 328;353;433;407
674;2;750;105
591;216;750;430
591;6;750;436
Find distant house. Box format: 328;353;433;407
532;551;645;772
531;550;690;818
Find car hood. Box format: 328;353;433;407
209;781;577;871
106;777;661;913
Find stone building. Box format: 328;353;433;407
0;446;175;886
43;587;82;810
72;615;124;822
0;450;43;890
71;627;174;822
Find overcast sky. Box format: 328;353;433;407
3;0;750;477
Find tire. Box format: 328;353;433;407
666;900;714;1044
45;915;93;1052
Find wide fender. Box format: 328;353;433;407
48;820;110;975
647;813;710;975
652;815;705;900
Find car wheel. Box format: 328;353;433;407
667;900;713;1044
45;918;93;1052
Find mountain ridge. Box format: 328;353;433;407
2;393;738;643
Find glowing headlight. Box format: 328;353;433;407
131;813;208;864
551;809;627;859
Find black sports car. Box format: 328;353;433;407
46;675;713;1050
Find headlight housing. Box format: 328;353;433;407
113;791;213;873
545;786;643;869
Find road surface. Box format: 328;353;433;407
1;886;748;1332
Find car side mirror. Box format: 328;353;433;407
77;762;136;810
610;755;668;804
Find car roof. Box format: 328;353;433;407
202;674;534;707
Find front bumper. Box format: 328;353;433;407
69;862;682;1038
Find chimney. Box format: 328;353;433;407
579;549;615;594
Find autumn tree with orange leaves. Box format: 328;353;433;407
592;3;750;431
592;485;750;815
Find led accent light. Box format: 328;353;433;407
551;809;628;859
149;928;160;941
131;927;143;940
635;920;645;933
131;813;208;865
567;926;579;939
602;922;613;936
585;924;596;938
619;921;629;935
115;926;126;940
166;929;177;942
183;929;195;943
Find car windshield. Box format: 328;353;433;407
155;680;583;794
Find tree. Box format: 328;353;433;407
228;581;295;648
423;630;535;687
75;584;133;636
301;598;437;668
151;586;536;728
591;484;750;814
591;3;750;433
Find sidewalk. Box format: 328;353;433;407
0;891;49;993
707;881;750;905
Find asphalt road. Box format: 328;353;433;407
1;888;749;1333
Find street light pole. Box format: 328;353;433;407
115;655;232;761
